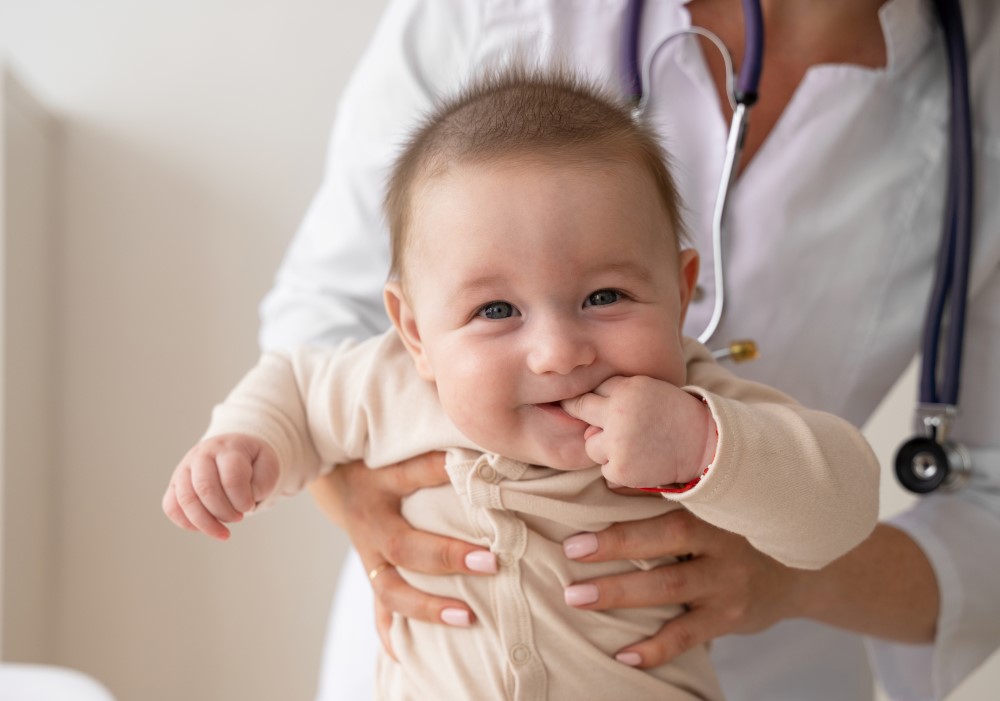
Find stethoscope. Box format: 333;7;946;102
623;0;974;494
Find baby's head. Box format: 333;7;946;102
385;66;687;282
382;67;700;469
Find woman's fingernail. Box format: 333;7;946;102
562;533;598;559
616;651;642;667
564;583;599;606
440;608;471;627
465;550;498;574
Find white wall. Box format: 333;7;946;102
0;2;386;699
0;2;997;700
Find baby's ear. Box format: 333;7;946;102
384;282;435;381
676;248;700;329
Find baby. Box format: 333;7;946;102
164;68;879;700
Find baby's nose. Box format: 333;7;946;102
525;321;596;376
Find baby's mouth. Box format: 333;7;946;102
533;400;585;425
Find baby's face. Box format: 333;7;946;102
389;157;697;470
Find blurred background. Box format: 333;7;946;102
0;2;385;699
0;1;996;700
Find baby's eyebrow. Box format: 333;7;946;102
450;261;655;298
452;272;508;295
588;261;656;283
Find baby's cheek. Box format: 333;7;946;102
436;378;512;453
436;379;487;441
635;340;688;386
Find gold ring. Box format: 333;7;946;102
368;562;393;583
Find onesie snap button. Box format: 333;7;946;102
477;463;499;483
509;644;532;665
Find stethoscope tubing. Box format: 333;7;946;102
921;0;974;410
735;0;763;104
625;0;763;347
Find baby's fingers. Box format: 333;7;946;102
172;464;231;540
216;450;256;513
248;441;280;507
162;483;197;532
584;430;609;467
190;452;244;523
560;391;608;426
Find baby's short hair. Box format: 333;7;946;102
384;66;685;280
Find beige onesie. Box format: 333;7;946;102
205;331;879;701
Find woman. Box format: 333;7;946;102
259;1;1000;698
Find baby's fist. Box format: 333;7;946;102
162;434;279;540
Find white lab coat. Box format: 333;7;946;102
259;1;1000;699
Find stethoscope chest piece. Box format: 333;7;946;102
894;405;972;494
894;436;970;494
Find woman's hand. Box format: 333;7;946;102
561;508;808;668
309;452;497;659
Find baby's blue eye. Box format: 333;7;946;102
586;289;621;307
479;301;516;319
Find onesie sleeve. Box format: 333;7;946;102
200;331;466;509
670;339;880;570
201;338;380;507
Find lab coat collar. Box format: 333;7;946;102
676;0;935;77
880;0;935;77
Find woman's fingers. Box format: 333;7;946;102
379;451;450;496
564;557;716;610
341;453;496;577
348;488;496;575
368;563;474;627
563;509;707;563
562;509;803;667
378;526;497;576
322;451;497;634
614;607;725;669
374;599;398;662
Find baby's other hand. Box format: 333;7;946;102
560;376;715;489
162;434;280;540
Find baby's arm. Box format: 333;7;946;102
675;340;880;569
163;337;388;538
565;339;879;570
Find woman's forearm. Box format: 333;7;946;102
795;523;939;643
308;469;349;530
